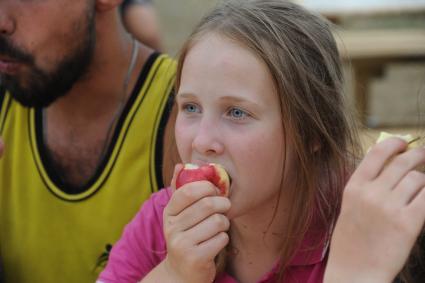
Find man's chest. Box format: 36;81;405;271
44;126;111;189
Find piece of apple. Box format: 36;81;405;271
175;163;230;197
375;132;424;172
376;131;419;149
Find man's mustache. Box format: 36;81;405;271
0;36;33;64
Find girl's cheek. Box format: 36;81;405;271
174;115;186;141
175;122;193;160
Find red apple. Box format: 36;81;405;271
175;163;230;197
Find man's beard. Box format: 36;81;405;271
0;8;96;108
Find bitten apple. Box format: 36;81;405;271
176;163;230;197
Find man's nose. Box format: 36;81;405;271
0;6;15;36
191;119;224;156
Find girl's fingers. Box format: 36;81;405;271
197;232;229;262
186;213;230;245
375;147;425;192
350;138;407;184
173;196;231;231
165;181;217;216
391;171;425;205
170;163;184;191
406;185;425;227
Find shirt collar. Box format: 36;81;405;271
288;228;330;266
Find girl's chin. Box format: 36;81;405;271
225;206;249;221
225;209;237;220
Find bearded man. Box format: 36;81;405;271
0;0;178;282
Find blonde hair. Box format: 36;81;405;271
175;0;361;278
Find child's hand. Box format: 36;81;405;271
162;165;231;283
325;137;425;283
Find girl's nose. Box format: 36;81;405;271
191;119;224;156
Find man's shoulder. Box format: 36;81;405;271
135;52;176;96
150;53;176;87
152;53;177;74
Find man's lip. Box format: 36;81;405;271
0;54;18;62
0;59;20;75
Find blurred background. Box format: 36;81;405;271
128;0;425;147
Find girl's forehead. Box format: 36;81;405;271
187;33;250;59
183;34;266;76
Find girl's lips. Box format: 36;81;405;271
0;59;20;75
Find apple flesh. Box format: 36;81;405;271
375;132;424;172
376;131;419;149
176;163;230;197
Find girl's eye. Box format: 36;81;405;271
228;107;248;119
182;103;200;113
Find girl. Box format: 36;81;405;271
98;1;425;282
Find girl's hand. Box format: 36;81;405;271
325;138;425;283
162;164;231;283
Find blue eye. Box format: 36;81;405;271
183;103;200;113
228;108;247;119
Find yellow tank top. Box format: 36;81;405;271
0;53;175;283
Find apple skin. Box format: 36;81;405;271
176;163;230;197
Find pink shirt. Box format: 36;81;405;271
98;189;328;283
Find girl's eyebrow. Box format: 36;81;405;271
219;95;261;107
176;93;261;108
176;92;197;99
219;95;249;103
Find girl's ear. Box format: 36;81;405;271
95;0;123;12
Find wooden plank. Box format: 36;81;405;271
334;29;425;60
298;0;425;17
333;28;425;125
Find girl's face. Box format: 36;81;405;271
175;33;288;219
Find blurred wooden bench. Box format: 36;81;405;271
298;1;425;124
299;1;425;22
335;29;425;124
